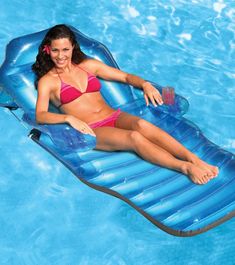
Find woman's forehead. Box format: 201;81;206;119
50;38;72;47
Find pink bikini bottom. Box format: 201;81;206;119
89;109;122;129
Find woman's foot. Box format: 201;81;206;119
188;155;219;178
181;162;215;185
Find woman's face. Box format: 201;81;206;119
50;38;74;68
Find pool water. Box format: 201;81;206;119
1;1;235;264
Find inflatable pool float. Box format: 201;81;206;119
1;26;235;237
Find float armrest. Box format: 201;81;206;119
132;81;189;117
22;111;96;152
149;81;189;117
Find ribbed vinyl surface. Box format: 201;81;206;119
67;107;235;236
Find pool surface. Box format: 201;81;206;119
1;1;235;264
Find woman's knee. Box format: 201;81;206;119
128;130;144;148
132;118;150;132
133;118;163;137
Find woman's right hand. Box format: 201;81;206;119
65;115;96;137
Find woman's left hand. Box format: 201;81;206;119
142;81;163;107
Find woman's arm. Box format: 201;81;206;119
36;77;95;136
83;59;163;106
36;77;68;124
126;74;163;106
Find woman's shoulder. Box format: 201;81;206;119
78;58;105;75
38;70;59;90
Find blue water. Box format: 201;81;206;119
1;1;235;264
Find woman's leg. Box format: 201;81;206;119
115;112;219;176
93;126;214;184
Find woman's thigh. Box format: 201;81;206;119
115;111;141;130
93;126;135;151
115;111;165;141
115;111;157;132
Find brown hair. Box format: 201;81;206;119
32;24;86;82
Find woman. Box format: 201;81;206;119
32;24;218;185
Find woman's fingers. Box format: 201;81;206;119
153;92;164;105
86;126;96;137
148;94;157;107
144;90;163;106
143;82;163;106
144;94;149;106
67;116;96;136
80;123;96;136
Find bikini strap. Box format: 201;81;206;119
77;65;94;76
77;65;88;72
55;67;63;81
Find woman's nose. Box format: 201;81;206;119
57;51;64;58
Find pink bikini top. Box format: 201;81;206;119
57;65;101;107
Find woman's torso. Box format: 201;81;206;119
49;62;115;124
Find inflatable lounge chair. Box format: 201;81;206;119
1;26;235;237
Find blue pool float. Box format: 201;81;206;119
1;26;235;237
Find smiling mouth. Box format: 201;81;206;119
56;59;66;64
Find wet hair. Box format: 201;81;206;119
32;24;86;82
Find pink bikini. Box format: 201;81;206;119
58;66;101;106
57;65;121;128
88;108;121;129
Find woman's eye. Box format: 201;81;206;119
51;48;69;52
